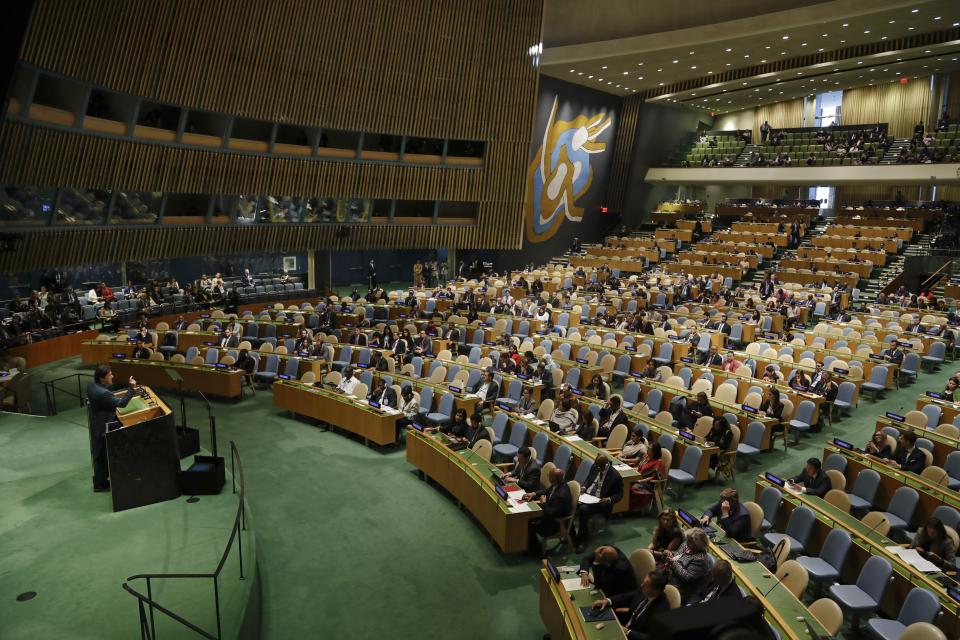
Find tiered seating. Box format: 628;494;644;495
672;132;747;167
749;124;888;167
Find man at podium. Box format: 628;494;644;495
87;364;137;493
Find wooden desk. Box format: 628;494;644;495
881;413;959;468
273;379;398;445
539;564;628;640
825;225;912;241
109;358;243;398
778;258;873;278
712;231;788;247
796;246;888;265
407;429;541;553
81;338;139;364
662;262;745;281
811;236;898;252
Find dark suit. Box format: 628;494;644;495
220;335;239;348
510;458;541;492
699;352;723;367
575;464;623;543
894;446;926;474
884;348;904;365
531;481;573;538
791;469;831;497
579;547;637;598
172;320;188;330
690;579;742;605
597;409;629;437
716;322;732;336
609;591;671;640
87;381;136;489
369;386;397;409
348;333;368;346
759;282;774;298
703;502;752;541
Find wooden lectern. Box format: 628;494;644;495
105;386;181;512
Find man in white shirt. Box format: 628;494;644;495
336;367;359;395
86;288;99;304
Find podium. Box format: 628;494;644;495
105;386;181;512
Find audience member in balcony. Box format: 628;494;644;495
914;121;924;140
805;153;816;166
242;268;255;287
760;120;771;142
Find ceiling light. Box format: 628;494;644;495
569;69;575;72
797;72;803;75
744;54;750;58
598;77;603;81
601;65;607;69
578;72;583;75
801;42;808;46
954;22;960;27
725;48;732;52
691;93;697;96
841;22;849;27
707;71;713;74
888;19;895;24
607;81;612;85
659;82;664;86
782;35;789;39
638;62;644;66
742;82;748;85
588;75;593;78
863;29;870;34
781;51;787;55
725;63;731;66
911;8;918;13
925;50;931;53
638;76;644;80
689;51;695;54
908;26;914;30
690;65;697;69
857;61;863;64
761;59;767;63
818;48;824;52
623;71;629;75
881;36;887;40
672;59;678;63
657;68;663;72
840;39;846;43
822;33;828;36
765;45;771;49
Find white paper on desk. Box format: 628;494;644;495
885;546;940;572
557;565;579;572
563;435;583;442
614;464;632;472
561;577;586;592
579;494;601;505
382;407;400;415
506;489;525;500
508;500;532;513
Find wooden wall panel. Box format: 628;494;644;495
605;94;642;214
751;99;804;142
834;184;926;205
20;0;542;140
0;222;501;273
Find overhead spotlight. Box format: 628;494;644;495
725;48;732;52
588;75;593;78
601;65;607;69
569;69;575;72
623;71;629;75
841;22;848;27
888;20;895;24
637;76;644;80
911;8;918;12
672;59;679;63
782;35;789;39
690;65;697;69
863;29;871;34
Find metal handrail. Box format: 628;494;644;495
919;259;953;291
122;441;247;640
42;372;93;415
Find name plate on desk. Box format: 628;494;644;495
517;374;529;380
897;341;913;347
741;404;758;414
576;358;588;364
631;372;644;378
834;368;848;374
215;363;229;370
624;345;636;352
278;374;291;380
411;423;426;432
112;352;127;358
763;333;779;340
204;341;217;346
368;400;381;409
869;354;884;360
833;438;854;451
926;391;944;399
885;412;905;422
200;313;210;318
680;357;693;363
765;472;785;487
678;430;696;441
497;402;513;412
570;388;583;396
356;363;369;369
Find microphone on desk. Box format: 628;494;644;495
762;571;788;599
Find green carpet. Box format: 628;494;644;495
5;354;950;639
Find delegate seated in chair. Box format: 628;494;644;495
574;455;623;552
335;367;360;395
700;488;752;542
577;545;637;599
679;392;711;429
890;431;926;474
523;468;572;551
591;569;671;638
503;446;540;492
786;458;831;498
689;559;742;604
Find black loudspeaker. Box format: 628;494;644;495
178;455;226;495
176;426;201;458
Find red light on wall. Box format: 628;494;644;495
899;76;909;85
600;206;609;214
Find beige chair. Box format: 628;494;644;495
663;584;681;610
478;357;493;369
190;355;205;365
400;363;415;376
693;415;713;438
628;548;656;584
861;512;891;537
537;399;554;420
258;342;274;353
713;384;738;404
904;410;928;429
538;462;556;487
691;378;713;396
775;560;808;598
274;345;288;355
825;469;846;491
471;439;492;461
435;349;452;361
808;598;843;636
455;355;469;365
920;465;949;486
149;352;164;361
744;501;764;539
551;368;564;388
539;481;580;554
656;365;674;382
428;366;447;384
899;622;947;640
170;354;186;364
743;392;762;409
238;340;253;351
352;383;368;400
935;424;960;438
155;321;170;331
604;424;629;452
655;411;674;427
772;537;791;569
300;371;316;384
324;371;342;386
824;489;851;513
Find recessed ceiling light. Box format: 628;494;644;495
821;33;828;36
707;71;713;74
725;48;732;52
908;26;914;30
954;22;960;27
659;82;664;86
888;19;895;24
840;39;846;43
569;69;575;72
924;50;931;53
638;62;644;66
761;59;767;63
689;51;695;55
672;59;678;63
801;42;807;46
863;29;871;34
857;61;863;64
607;81;612;85
818;48;824;52
578;72;583;75
841;22;849;27
744;54;750;58
638;76;644;80
601;65;607;69
588;75;593;78
782;35;789;39
881;36;887;40
623;71;629;75
911;8;918;12
690;65;697;69
657;68;663;72
765;45;771;49
797;72;803;75
725;63;731;66
742;82;748;85
691;93;697;96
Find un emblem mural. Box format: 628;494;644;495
525;96;612;243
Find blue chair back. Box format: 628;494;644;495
623;382;640;405
507;379;523;401
205;348;220;365
836;382;855;404
680;446;702;475
436;392;455;418
678;367;692;389
930;504;960;530
823;453;847;474
855;556;893;603
795;400;816;425
785;506;815;547
411;356;423;377
657;434;675;454
506;423;527;449
744;422;765;449
552;445;572;476
490;413;508;443
851;468;881;504
646;389;662;413
820;529;852;571
465;369;482;390
446;364;460;382
419;386;434;412
531;431;549;462
283;357;300;378
759;486;782;524
658;343;673;360
185;346;199;361
573;459;594;487
357;348;371;365
615;354;631;374
887;486;919;523
945;452;960;484
869;365;888;386
921;405;941;429
263;354;280;374
896;587;941;626
359;370;373;388
928;341;946;360
565;368;581;388
468;347;482;364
